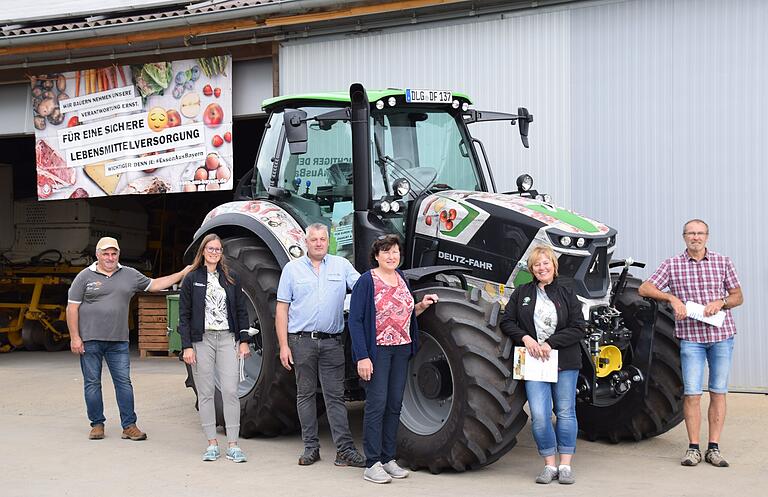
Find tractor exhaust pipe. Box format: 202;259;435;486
349;83;377;271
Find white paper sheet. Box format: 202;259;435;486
685;301;726;328
513;347;559;383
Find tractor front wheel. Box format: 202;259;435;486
397;287;528;473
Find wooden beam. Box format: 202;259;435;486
265;0;465;27
0;0;465;57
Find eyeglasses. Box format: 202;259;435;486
683;231;708;237
205;247;223;254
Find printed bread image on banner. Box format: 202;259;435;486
30;56;233;200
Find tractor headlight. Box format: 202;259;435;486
517;174;534;192
559;236;572;247
390;200;401;213
461;102;469;112
393;178;411;197
375;100;384;110
388;97;397;107
376;200;391;213
576;237;586;248
452;99;460;109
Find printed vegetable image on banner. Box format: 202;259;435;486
30;56;233;200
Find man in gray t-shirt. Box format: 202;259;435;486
66;236;190;441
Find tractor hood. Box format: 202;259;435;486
413;191;617;298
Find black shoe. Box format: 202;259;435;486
334;448;366;467
298;447;321;466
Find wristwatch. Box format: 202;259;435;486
722;296;728;308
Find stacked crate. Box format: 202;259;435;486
137;293;170;357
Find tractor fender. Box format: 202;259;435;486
185;200;307;268
402;265;472;292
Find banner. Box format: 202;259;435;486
30;56;233;200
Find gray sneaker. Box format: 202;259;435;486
705;448;729;467
558;465;575;484
681;448;702;466
382;460;409;479
298;447;320;466
363;462;393;484
535;466;558;484
335;448;366;468
202;444;220;461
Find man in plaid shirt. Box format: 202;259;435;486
639;219;743;468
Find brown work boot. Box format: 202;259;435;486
121;424;147;441
89;424;105;440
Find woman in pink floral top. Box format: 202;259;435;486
349;234;438;484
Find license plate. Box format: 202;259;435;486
405;89;453;104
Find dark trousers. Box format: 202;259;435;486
363;343;411;468
290;333;354;452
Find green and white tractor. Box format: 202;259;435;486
184;84;683;473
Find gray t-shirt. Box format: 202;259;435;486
68;262;152;341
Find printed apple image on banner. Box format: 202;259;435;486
203;103;223;127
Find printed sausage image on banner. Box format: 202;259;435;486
29;56;234;200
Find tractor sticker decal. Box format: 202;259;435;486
204;200;307;258
468;191;609;234
525;204;599;233
416;192;490;245
415;191;609;246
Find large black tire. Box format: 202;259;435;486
577;276;684;442
397;286;528;473
183;236;301;436
21;320;46;351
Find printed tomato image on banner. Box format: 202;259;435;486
29;55;234;200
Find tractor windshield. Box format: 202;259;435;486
371;108;482;199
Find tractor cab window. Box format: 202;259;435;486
372;109;482;199
255;107;355;260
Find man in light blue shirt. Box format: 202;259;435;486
276;223;364;468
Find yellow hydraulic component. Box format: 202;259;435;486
595;345;622;378
0;275;69;352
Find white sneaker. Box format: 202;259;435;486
382;460;409;479
363;462;393;484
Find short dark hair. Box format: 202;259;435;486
369;234;402;267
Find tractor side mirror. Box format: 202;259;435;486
283;109;308;155
517;107;533;148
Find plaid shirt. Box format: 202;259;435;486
647;250;740;343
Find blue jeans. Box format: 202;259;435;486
80;340;136;429
524;369;578;457
362;344;411;468
680;337;735;395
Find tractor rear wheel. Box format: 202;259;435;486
577;276;684;442
397;286;528;473
183;237;300;436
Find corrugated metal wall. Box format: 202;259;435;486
280;0;767;391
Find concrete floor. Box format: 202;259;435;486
1;350;766;497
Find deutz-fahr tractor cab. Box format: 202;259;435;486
185;83;683;473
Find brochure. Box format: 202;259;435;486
513;347;558;383
685;301;725;328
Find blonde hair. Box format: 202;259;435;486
527;246;559;280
